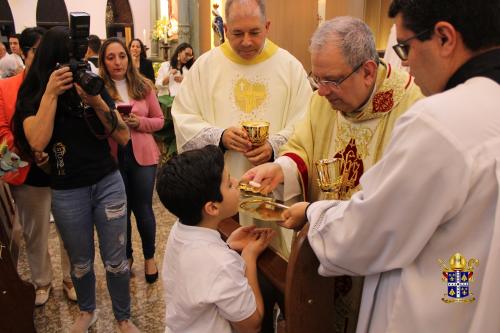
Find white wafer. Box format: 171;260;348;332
249;180;261;188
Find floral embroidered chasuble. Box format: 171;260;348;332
281;61;424;202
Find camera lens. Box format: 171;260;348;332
77;70;104;96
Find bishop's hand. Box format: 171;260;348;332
241;162;284;195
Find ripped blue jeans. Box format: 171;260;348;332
52;170;130;321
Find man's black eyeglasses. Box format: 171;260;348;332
309;62;364;89
392;29;431;61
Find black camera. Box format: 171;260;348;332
65;12;104;96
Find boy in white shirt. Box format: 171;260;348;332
157;145;275;333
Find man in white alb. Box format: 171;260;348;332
172;0;312;180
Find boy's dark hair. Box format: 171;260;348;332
88;35;101;54
156;145;225;226
388;0;500;52
19;27;46;57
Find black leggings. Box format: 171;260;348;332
118;141;157;260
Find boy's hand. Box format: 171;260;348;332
227;225;256;251
241;229;276;260
279;202;309;230
227;226;276;251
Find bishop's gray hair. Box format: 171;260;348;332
310;16;379;68
225;0;266;23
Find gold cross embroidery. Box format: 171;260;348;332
234;78;267;114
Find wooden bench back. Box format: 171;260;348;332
285;223;336;332
0;180;36;333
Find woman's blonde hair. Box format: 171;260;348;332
98;37;153;101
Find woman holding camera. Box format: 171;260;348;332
99;38;164;284
12;27;139;333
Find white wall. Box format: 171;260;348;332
65;0;107;37
129;0;151;52
7;0;152;54
9;0;37;32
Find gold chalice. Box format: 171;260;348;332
315;158;341;192
241;121;270;146
314;157;353;199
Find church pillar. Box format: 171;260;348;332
189;0;201;56
177;0;191;45
149;0;161;60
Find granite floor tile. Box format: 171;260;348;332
17;191;176;333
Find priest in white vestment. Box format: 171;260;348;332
265;2;500;332
172;0;312;180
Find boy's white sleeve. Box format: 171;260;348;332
208;252;257;322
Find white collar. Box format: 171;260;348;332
174;220;225;244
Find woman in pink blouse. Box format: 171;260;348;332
99;38;164;283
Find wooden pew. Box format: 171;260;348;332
219;218;337;333
0;180;36;333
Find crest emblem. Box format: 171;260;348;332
438;253;479;303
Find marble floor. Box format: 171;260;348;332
17;190;177;333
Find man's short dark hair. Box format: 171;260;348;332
88;35;101;54
156;145;225;226
19;27;45;57
8;34;20;41
389;0;500;52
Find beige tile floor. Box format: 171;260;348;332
17;190;176;333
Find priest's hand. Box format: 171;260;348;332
244;141;273;166
280;202;309;230
241;162;284;195
222;126;252;152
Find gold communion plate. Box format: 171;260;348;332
239;198;289;222
238;182;262;194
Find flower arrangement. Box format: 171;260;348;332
152;16;179;45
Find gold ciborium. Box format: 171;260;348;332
241;121;270;146
314;157;353;200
